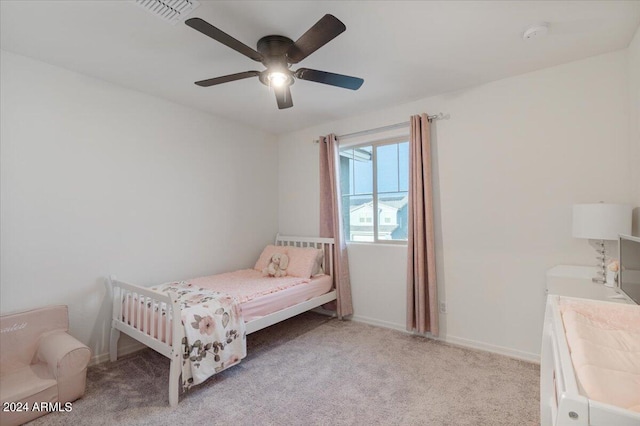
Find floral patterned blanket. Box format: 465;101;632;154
152;281;247;388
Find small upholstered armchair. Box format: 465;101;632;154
0;305;91;426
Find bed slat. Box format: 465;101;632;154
124;292;130;325
136;292;142;331
150;297;155;338
165;302;171;345
143;296;149;335
158;301;162;342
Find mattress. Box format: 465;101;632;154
240;274;332;321
123;272;333;341
190;271;332;321
559;298;640;412
187;269;312;303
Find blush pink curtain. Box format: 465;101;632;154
406;114;438;336
319;133;354;318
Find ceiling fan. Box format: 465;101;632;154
185;14;364;109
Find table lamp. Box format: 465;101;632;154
572;203;632;283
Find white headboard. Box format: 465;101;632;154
275;234;335;280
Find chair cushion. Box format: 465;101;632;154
0;363;59;426
0;363;57;402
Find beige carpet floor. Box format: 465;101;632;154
31;312;539;425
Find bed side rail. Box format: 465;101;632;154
107;276;183;358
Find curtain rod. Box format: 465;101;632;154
313;113;446;144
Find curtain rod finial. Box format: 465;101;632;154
428;112;449;121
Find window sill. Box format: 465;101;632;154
346;241;407;248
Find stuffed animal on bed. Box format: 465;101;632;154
262;253;289;277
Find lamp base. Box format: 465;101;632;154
591;239;607;284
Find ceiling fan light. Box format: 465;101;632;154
268;72;289;87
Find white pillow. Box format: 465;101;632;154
311;249;325;276
287;247;321;279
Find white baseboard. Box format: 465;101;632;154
350;315;540;364
350;314;410;333
90;341;146;366
443;335;540;364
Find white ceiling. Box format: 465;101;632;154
1;1;639;134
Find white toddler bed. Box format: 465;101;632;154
107;235;337;407
540;295;640;426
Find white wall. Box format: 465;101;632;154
278;49;633;361
629;27;640;236
0;51;279;361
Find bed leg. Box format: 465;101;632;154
109;327;120;362
168;354;181;407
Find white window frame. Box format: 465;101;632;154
341;135;409;245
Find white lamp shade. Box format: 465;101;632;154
572;203;632;240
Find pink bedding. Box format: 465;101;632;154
187;269;310;303
559;298;640;412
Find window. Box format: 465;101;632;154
339;138;409;243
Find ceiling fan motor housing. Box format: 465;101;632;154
257;35;294;58
257;35;295;86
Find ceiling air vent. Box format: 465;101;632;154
134;0;200;25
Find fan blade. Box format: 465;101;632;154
195;71;260;87
295;68;364;90
185;18;263;62
274;86;293;109
287;14;346;64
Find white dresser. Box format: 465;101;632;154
540;265;639;426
